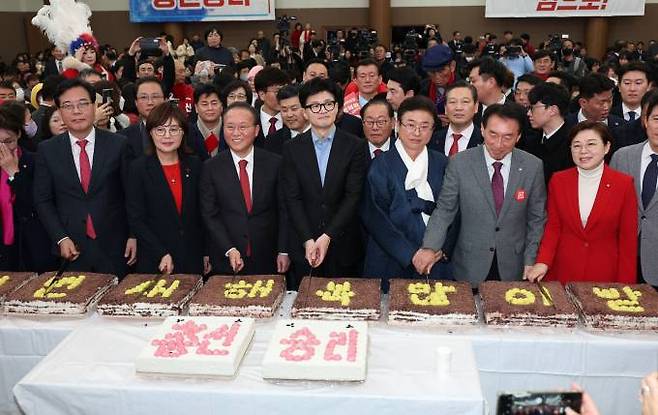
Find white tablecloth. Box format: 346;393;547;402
0;313;94;415
13;296;485;415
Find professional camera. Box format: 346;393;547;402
355;28;378;59
402;29;422;65
275;14;297;45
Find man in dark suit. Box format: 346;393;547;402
565;73;625;129
187;83;225;160
254;67;289;148
610;62;651;124
524;82;575;184
361;98;395;163
282;78;368;288
42;46;66;78
429;81;482;155
33;79;136;276
120;77;166;161
265;84;310;155
468;58;514;126
200;102;289;275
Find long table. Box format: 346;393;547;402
0;313;94;415
9;293;658;415
12;298;485;415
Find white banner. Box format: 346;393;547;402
485;0;645;17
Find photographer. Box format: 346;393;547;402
499;38;534;83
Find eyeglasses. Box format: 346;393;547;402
305;101;336;114
136;94;164;102
363;119;390;128
59;100;92;112
227;93;247;101
153;126;183;137
225;125;255;134
571;141;601;152
400;121;433;134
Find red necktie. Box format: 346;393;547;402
238;160;252;256
448;133;462;157
77;139;96;239
373;149;383;158
268;117;278;137
491;161;504;216
205;132;219;154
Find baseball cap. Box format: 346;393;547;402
422;44;454;71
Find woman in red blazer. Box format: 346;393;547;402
527;121;638;284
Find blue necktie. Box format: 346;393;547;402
642;154;658;209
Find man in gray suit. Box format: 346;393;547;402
413;103;546;285
610;92;658;286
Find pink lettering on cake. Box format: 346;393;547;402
171;320;207;346
346;330;359;362
152;332;188;358
322;329;359;362
196;323;241;356
280;327;320;361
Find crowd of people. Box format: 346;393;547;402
0;24;656;290
1;20;658;414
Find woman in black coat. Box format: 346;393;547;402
0;104;57;271
127;103;209;275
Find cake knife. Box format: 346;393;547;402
43;259;71;293
536;280;555;308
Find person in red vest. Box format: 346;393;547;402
419;44;459;127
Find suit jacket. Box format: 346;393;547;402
43;58;61;78
282;128;367;279
10;149;58;272
186;121;222;161
428;125;483;155
33;129;130;275
336;113;365;138
264;126;293;155
127;155;205;274
200;147;287;275
611;118;647;153
565;112;625;130
611;142;658;284
362;145;451;288
521;121;575;184
119;122;149;162
536;166;637;284
422;146;547;286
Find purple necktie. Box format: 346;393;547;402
492;161;504;216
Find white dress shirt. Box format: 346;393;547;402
229;146;254;195
641;142;658;193
445;123;474;156
481;94;507;115
290;124;311;139
483;146;512;194
578;108;608;125
622;102;641;122
68;128;96;181
260;109;283;136
543;121;565;141
368;137;391;159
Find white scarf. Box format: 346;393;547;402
395;140;434;225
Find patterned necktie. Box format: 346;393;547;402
268;117;277;137
491;161;504;216
642;154;658;209
77;139;96;239
448;133;462;156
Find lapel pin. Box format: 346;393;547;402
518;167;523;171
605;183;611;188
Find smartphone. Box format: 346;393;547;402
496;391;582;415
139;37;160;51
101;89;113;105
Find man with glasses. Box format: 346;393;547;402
282;77;367;289
361;98;395;163
414;103;546;287
200;102;288;276
120;77;165;161
34;78;136;277
254;67;290;146
524;82;574;184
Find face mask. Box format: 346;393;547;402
24;119;38;138
562;48;573;56
239;73;249;81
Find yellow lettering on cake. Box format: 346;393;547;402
505;288;535;305
125;280;154;295
408;282;456;306
315;281;355;306
224;279;274;299
593;286;645;313
0;275;9;288
33;275;86;299
145;279;180;298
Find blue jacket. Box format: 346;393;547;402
361;145;452;290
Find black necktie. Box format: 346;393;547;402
628;111;637;122
642;154;658;209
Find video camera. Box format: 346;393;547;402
355;28;378;59
275;14;297;46
402;28;422;65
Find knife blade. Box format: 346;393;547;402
43;259;70;294
536;280;555;308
